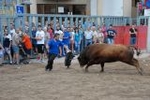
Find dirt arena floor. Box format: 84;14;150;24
0;55;150;100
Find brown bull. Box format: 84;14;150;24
77;43;143;75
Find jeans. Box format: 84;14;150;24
130;37;136;45
85;39;92;47
45;53;57;71
107;38;114;44
75;41;80;53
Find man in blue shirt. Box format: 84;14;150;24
45;33;62;71
62;28;70;55
31;26;37;54
63;28;70;47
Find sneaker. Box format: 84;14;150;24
10;61;13;65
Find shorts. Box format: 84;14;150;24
32;43;37;48
12;46;19;53
4;48;11;55
37;44;45;54
25;48;31;55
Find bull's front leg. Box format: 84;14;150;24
100;62;105;72
85;61;94;72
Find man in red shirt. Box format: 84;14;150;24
21;33;32;63
47;23;54;39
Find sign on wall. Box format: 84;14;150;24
58;7;64;13
16;5;24;14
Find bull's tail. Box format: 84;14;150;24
128;45;141;56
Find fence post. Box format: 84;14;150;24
147;17;150;52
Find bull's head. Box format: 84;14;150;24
77;55;88;67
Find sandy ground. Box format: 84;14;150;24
0;54;150;100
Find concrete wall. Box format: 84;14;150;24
102;0;123;16
36;0;90;15
30;0;37;14
37;0;88;4
29;0;134;17
97;0;103;16
97;0;133;17
90;0;98;15
132;7;137;17
123;0;132;17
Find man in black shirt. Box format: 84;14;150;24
129;24;137;46
3;30;13;64
106;25;117;44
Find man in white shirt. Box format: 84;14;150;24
10;25;16;37
84;26;93;46
3;30;13;64
35;25;45;62
55;26;64;41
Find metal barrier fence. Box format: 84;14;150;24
0;14;129;31
0;14;149;48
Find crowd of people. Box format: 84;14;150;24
0;20;137;69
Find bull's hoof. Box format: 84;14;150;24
139;71;143;75
100;69;104;73
66;66;70;69
85;69;89;72
139;68;144;75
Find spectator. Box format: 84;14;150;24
0;43;4;66
55;26;64;57
12;28;21;65
3;30;13;64
83;18;92;30
21;32;32;63
101;23;107;43
43;27;50;47
74;27;81;54
106;25;117;44
97;28;104;44
62;28;71;55
48;23;54;39
31;26;37;54
91;26;98;44
129;24;137;46
35;25;45;63
78;25;84;51
10;25;15;37
84;27;93;46
69;27;75;53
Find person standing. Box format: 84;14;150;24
55;26;64;57
129;24;137;46
97;28;104;44
45;33;62;71
62;28;71;55
11;28;21;65
106;25;117;44
0;43;4;66
31;26;37;54
35;25;45;63
84;27;93;46
47;23;54;39
91;26;98;44
3;30;13;64
21;32;32;63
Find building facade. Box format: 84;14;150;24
0;0;140;17
30;0;140;17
